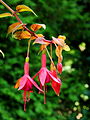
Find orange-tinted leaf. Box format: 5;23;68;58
30;36;36;40
14;78;22;88
58;56;63;63
30;34;44;40
40;45;47;51
0;13;12;18
50;63;56;71
63;44;70;51
30;24;46;31
58;35;66;40
37;34;44;37
16;5;37;16
55;46;62;57
13;31;31;40
0;50;4;58
7;22;23;34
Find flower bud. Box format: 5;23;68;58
57;63;62;74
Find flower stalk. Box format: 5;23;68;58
27;39;31;57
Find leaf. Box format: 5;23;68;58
50;63;56;71
0;13;12;18
30;24;46;31
14;78;22;88
7;22;23;34
12;24;24;34
58;35;66;40
40;45;47;51
16;5;37;16
30;34;44;40
55;46;62;57
63;44;70;51
58;56;63;63
0;50;5;58
13;31;31;40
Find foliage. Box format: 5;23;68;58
0;0;90;120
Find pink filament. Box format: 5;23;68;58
27;91;30;102
44;85;46;104
23;91;27;112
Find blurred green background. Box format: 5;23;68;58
0;0;90;120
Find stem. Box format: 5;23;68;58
44;84;46;104
27;91;30;102
0;0;14;14
0;0;38;37
27;39;31;57
46;47;56;70
50;43;52;57
23;91;26;112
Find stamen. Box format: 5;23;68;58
46;47;56;70
44;84;46;104
27;91;30;102
45;85;47;93
23;91;27;112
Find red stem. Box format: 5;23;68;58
32;72;39;79
0;0;38;37
23;91;27;112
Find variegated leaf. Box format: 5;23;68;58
16;5;37;16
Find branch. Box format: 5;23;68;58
0;0;37;37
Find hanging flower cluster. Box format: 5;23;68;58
0;1;70;111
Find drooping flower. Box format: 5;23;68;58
50;63;62;96
33;53;61;103
14;57;43;111
32;37;62;101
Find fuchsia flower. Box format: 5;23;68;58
33;54;61;103
14;57;43;111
